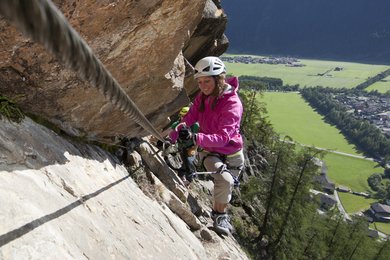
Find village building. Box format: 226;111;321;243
319;194;337;210
313;161;335;194
337;185;351;193
332;93;390;136
368;202;390;223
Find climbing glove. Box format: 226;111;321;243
178;127;192;141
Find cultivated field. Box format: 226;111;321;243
225;54;390;89
325;153;382;193
262;92;360;155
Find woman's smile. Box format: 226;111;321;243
197;76;215;95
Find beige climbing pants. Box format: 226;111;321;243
198;149;245;204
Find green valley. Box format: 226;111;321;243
225;54;390;89
228;56;390;235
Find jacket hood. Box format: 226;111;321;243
226;76;239;92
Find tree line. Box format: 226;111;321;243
355;68;390;91
239;75;300;92
368;172;390;201
300;87;390;160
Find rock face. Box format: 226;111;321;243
0;1;244;258
184;0;228;65
0;0;228;143
183;0;229;97
0;117;248;259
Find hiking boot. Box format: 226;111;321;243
211;211;234;233
213;213;232;236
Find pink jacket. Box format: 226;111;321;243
170;77;243;155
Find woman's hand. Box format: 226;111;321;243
178;127;192;141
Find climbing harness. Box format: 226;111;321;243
198;151;242;187
0;0;164;141
159;140;240;187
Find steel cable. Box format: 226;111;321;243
0;0;165;141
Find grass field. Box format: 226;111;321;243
325;153;382;192
225;54;390;89
372;222;390;236
263;92;382;193
366;75;390;93
263;92;360;155
338;192;376;213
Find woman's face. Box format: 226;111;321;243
197;76;216;96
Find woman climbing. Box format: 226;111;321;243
170;56;244;236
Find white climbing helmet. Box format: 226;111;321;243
194;56;226;79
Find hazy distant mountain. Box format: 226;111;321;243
223;0;390;64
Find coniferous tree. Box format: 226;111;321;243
271;149;322;256
240;89;274;147
374;239;390;260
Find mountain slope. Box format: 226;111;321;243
223;0;390;64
